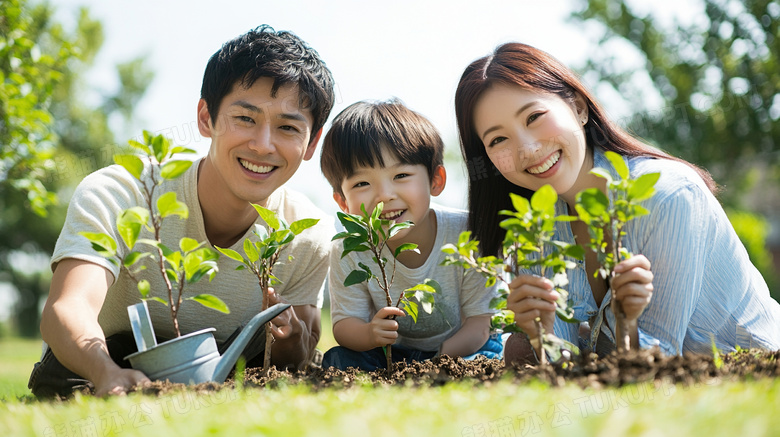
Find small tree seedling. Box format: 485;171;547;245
216;205;318;371
80;131;229;338
575;150;659;353
333;202;439;372
443;185;583;365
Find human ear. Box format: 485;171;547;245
333;192;349;213
430;165;447;197
304;128;323;161
572;91;589;125
197;99;213;137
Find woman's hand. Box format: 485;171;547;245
612;255;654;321
506;274;558;338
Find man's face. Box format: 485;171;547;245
198;77;318;207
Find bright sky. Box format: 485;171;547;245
51;0;599;214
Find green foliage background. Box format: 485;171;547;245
0;0;152;337
570;0;780;299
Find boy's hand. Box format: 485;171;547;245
612;255;654;321
506;274;557;338
369;307;405;348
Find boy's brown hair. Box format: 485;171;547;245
320;99;444;196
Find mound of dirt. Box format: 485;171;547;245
131;348;779;396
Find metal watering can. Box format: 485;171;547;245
124;301;289;384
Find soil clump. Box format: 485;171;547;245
131;348;780;396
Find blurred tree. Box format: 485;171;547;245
571;0;780;298
0;0;152;337
570;0;779;208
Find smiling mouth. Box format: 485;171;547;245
380;209;405;221
239;158;275;174
526;151;561;175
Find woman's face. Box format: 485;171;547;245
473;84;591;201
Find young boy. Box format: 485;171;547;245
319;99;500;371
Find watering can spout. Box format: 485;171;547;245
212;302;291;383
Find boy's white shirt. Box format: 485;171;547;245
50;159;334;344
328;203;497;352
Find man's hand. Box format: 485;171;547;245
266;288;303;340
93;366;151;397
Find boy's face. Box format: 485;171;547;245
198;76;321;207
334;146;445;243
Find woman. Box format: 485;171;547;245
454;42;780;360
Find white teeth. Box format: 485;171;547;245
380;210;404;220
527;151;561;175
240;159;274;174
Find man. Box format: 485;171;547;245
30;25;336;398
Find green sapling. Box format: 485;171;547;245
216;205;318;371
574;150;659;353
80;131;229;338
333;202;440;372
443;185;582;365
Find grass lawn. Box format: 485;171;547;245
3;324;779;436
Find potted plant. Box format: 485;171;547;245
574;151;659;353
333;202;440;372
442;185;582;365
80;131;286;385
215;205;319;372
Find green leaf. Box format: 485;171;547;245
184;247;219;282
189;294;230;314
160;160;193;180
337;212;369;239
216;247;245;263
169;146;197;155
164;250;183;270
564;244;585;260
531;185;557;212
116;207;150;249
344;269;370;287
151;133;170;163
123;251;147;268
628;172;660;201
441;244;457;255
342;237;370;257
252;203;280;230
576;188;609;218
244;238;259;263
128;139;151;155
148;296;168;306
113;154;144;180
157;192;189;219
179;237;201;253
394;242;418;258
400;300;419;323
604;151;629;180
509;193;531;215
253;224;269;241
388;221;414;239
589;167;614;184
79;232;117;258
290;218;319;235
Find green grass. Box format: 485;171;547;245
4;324;778;436
0;337;41;401
1;378;779;436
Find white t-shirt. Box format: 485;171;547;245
51;159;334;343
328;204;496;352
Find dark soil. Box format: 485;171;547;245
133;348;780;396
